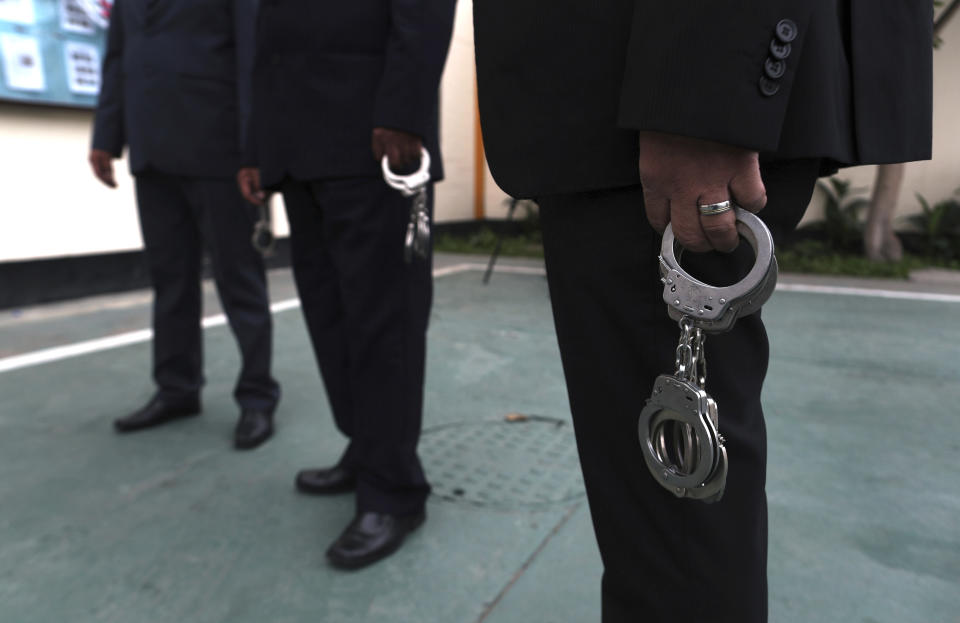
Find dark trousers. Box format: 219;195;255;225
134;172;279;412
281;177;432;516
537;160;821;623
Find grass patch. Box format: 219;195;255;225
778;239;960;278
778;249;919;278
435;228;544;258
434;228;960;279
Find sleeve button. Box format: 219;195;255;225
758;76;780;97
776;19;798;43
769;40;791;60
764;58;786;80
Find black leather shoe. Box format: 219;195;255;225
295;466;356;495
326;510;426;570
113;396;200;433
234;409;274;450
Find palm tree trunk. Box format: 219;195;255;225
864;164;905;261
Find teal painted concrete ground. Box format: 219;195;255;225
0;261;958;623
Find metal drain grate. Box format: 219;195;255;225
420;416;585;509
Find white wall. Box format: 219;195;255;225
0;102;291;262
433;1;476;223
0;105;141;260
435;0;511;221
2;6;959;262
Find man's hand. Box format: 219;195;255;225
638;131;766;253
88;149;117;188
237;167;266;206
372;127;423;173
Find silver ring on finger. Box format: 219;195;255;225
697;200;736;216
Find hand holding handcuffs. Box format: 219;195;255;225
382;147;431;263
638;205;778;503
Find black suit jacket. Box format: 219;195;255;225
246;0;456;188
92;0;257;178
474;0;933;198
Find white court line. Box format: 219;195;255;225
0;266;481;374
1;263;958;374
775;282;960;304
0;298;304;375
433;262;547;277
0;329;157;374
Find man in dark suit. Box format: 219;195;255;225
237;0;456;569
89;0;279;450
475;2;932;621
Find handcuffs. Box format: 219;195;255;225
382;147;431;263
638;207;777;503
251;198;276;257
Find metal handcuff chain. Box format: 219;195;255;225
382;147;432;264
639;206;777;503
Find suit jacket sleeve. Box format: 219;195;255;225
617;1;814;152
373;0;456;139
91;0;126;156
235;0;258;166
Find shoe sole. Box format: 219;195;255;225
294;477;357;496
326;513;426;571
233;428;274;450
113;409;200;433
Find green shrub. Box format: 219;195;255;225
903;192;960;261
799;178;869;253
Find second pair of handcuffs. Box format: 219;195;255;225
251;198;276;258
382;147;431;263
638;205;777;503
